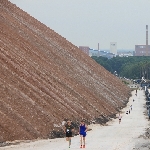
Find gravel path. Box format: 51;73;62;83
0;90;149;150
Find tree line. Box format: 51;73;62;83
91;56;150;80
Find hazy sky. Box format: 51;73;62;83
9;0;150;50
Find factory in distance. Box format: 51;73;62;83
79;25;150;58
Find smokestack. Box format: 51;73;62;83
146;25;148;56
98;43;99;50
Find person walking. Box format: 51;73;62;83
148;107;150;120
62;118;67;126
118;112;122;124
79;120;88;148
63;120;74;148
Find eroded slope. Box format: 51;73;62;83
0;0;129;141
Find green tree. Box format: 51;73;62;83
91;56;150;79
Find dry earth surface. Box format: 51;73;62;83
0;90;149;150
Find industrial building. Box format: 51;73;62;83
79;46;89;55
110;42;117;56
135;25;150;56
135;45;150;56
89;49;115;59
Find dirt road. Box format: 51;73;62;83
1;90;149;150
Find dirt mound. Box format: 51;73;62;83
0;0;130;142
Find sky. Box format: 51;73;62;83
9;0;150;50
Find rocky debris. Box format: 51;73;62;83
145;127;150;138
0;0;130;142
133;139;150;150
0;142;10;147
134;118;150;150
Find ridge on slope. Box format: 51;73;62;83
0;0;130;141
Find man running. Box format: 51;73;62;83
129;109;130;114
118;112;122;124
148;107;150;119
79;120;88;148
63;120;74;148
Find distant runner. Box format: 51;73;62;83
129;109;130;114
63;120;74;148
79;120;88;148
62;118;67;126
118;112;122;124
148;108;150;119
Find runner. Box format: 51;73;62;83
118;112;122;124
79;120;88;148
63;120;74;148
62;118;67;126
148;107;150;120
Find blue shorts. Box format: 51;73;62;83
80;132;86;137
